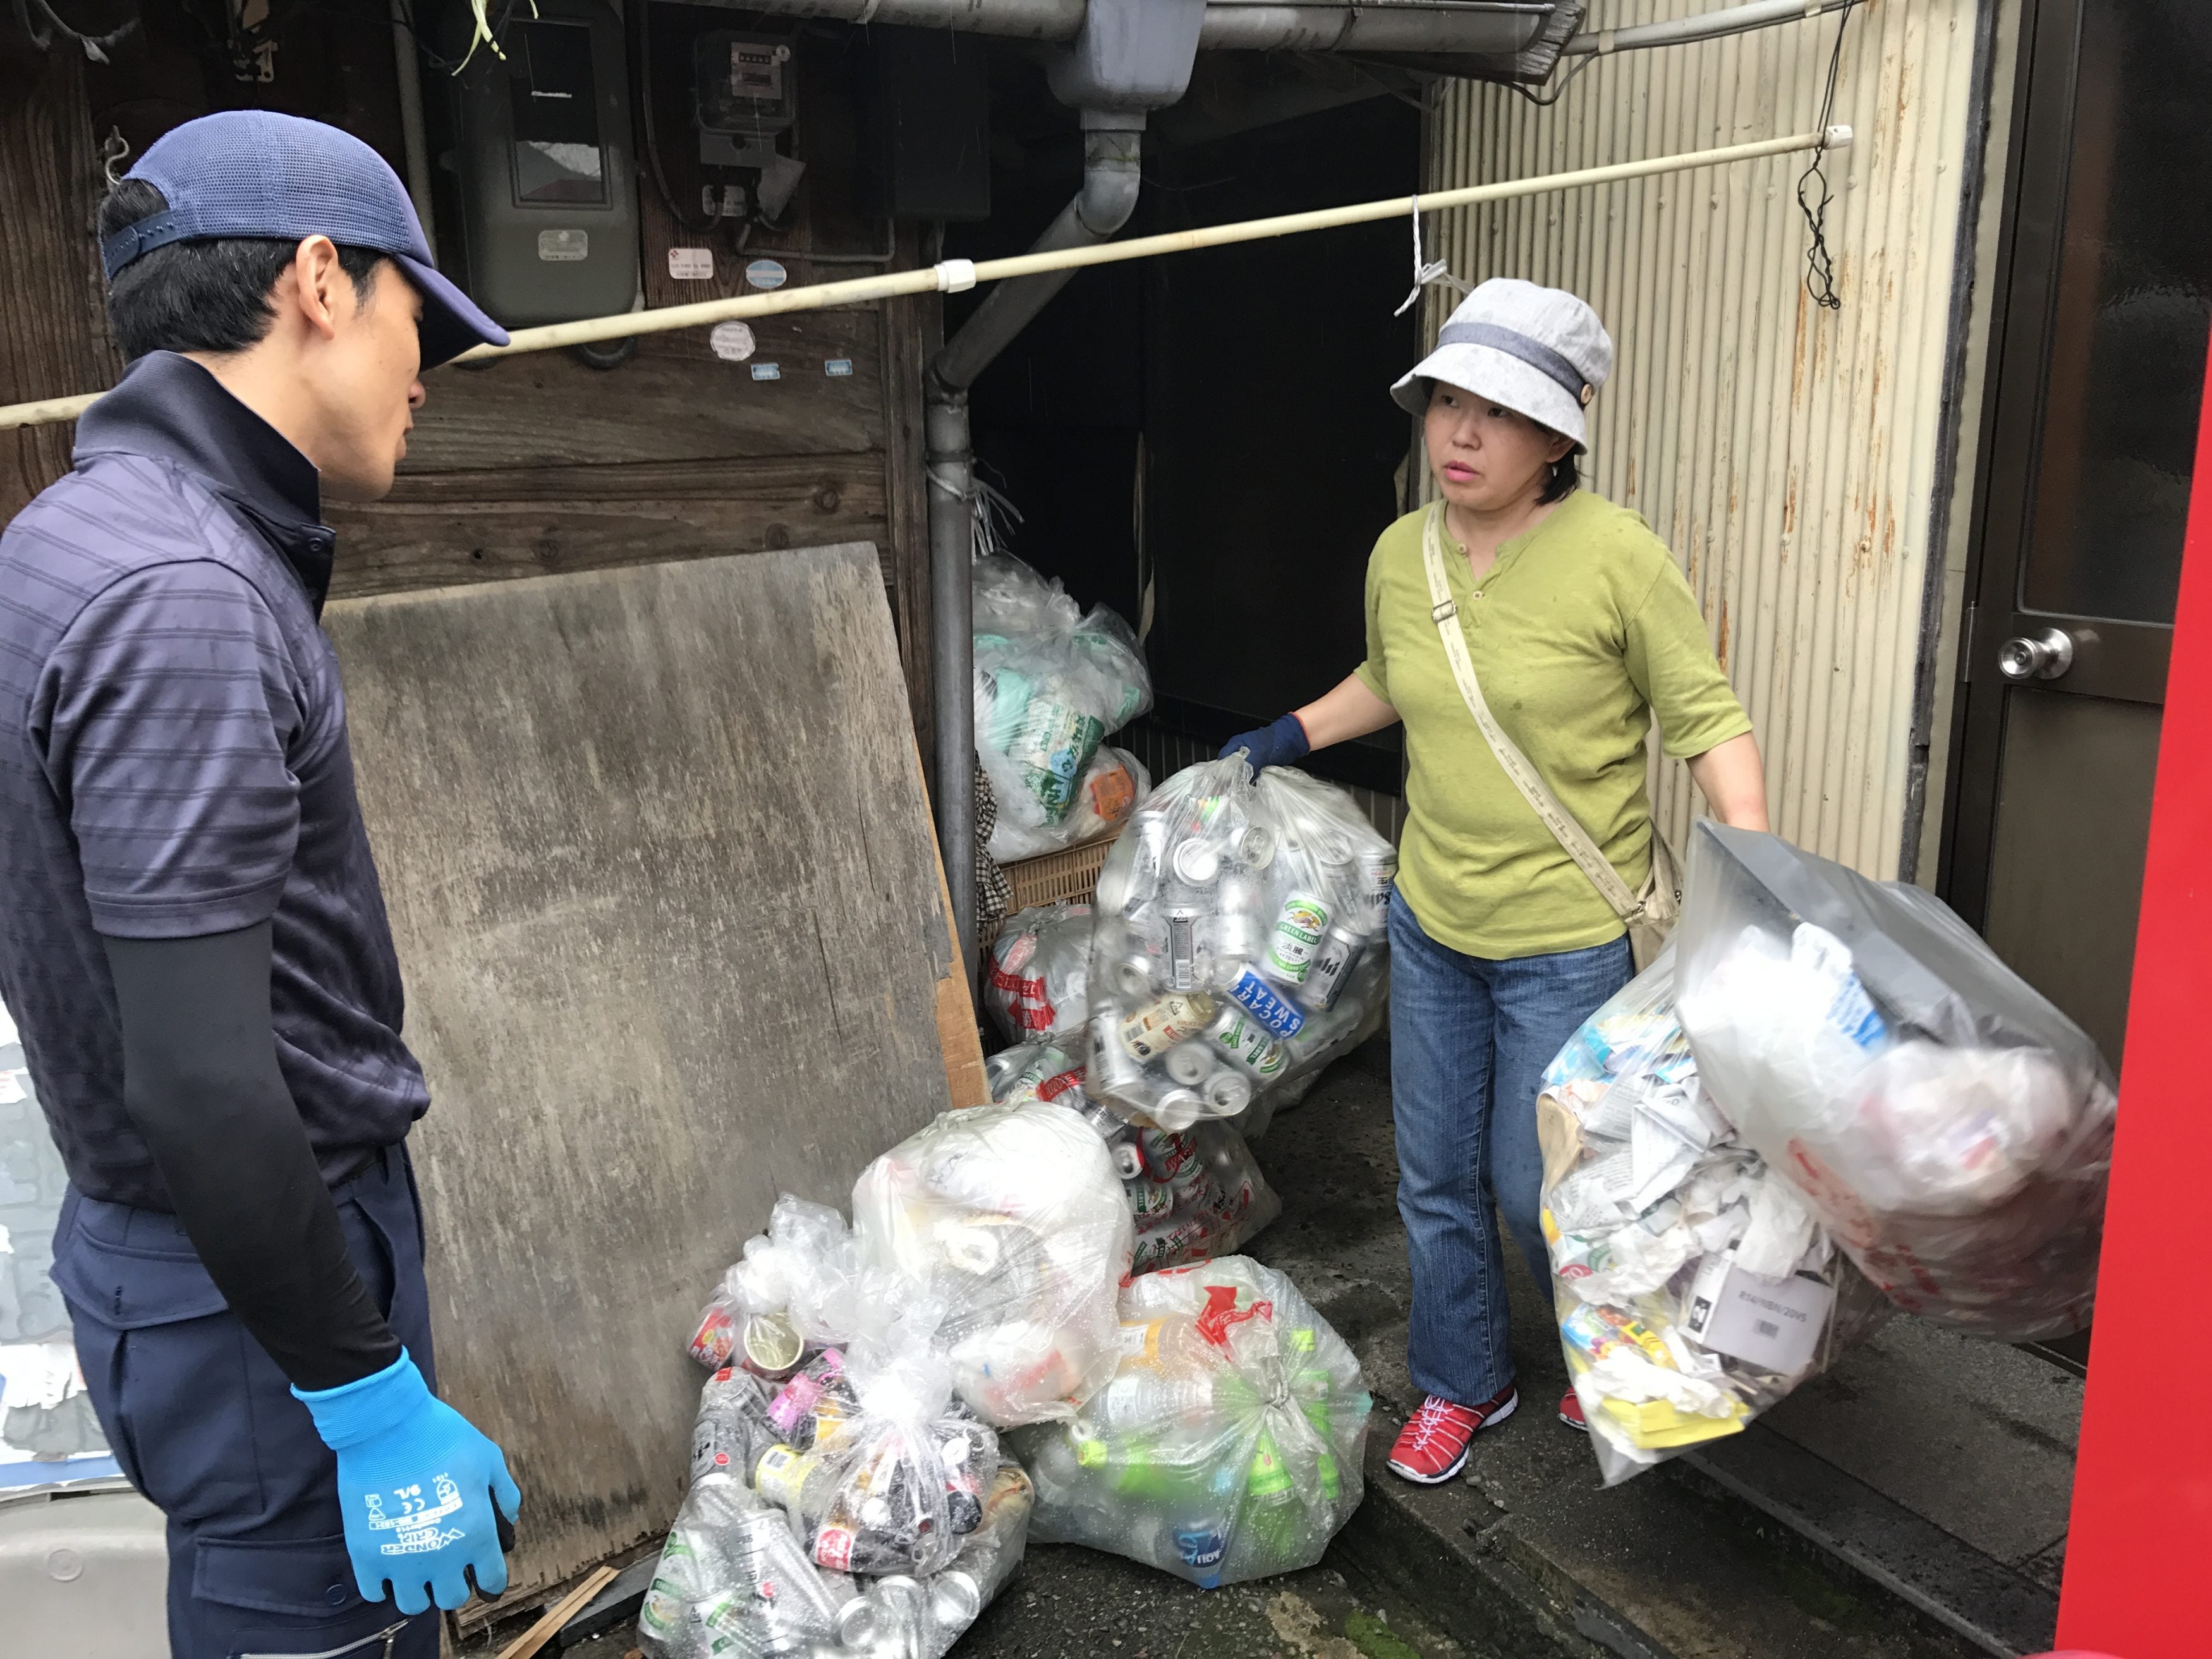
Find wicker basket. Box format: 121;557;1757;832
981;825;1126;951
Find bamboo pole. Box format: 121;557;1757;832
0;125;1848;432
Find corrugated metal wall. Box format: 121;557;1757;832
1425;0;1995;878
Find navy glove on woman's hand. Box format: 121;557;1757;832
1219;713;1311;774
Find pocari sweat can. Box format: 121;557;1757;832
1225;965;1304;1038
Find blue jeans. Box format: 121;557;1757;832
1389;889;1632;1406
53;1145;442;1659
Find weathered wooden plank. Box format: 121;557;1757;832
324;544;958;1602
325;456;889;599
400;311;886;474
0;52;123;528
878;223;937;791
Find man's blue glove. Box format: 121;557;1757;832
295;1349;521;1614
1218;713;1311;775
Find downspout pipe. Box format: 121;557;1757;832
1560;0;1854;55
927;118;1145;985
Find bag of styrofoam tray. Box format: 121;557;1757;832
1084;758;1393;1133
990;745;1150;863
1673;823;2118;1341
688;1194;875;1376
1013;1255;1370;1588
983;901;1096;1045
973;556;1152;830
1537;945;1881;1486
852;1098;1133;1426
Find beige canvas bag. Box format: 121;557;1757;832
1418;502;1682;971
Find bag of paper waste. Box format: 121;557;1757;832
853;1098;1133;1426
983;901;1096;1045
990;746;1150;863
973;555;1152;833
827;1461;1036;1658
1674;823;2118;1340
1086;758;1394;1133
1538;947;1878;1485
690;1196;872;1377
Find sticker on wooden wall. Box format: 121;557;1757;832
710;322;757;362
745;258;788;291
750;363;782;381
823;359;854;378
668;247;715;281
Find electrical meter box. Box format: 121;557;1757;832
693;30;805;220
432;0;640;328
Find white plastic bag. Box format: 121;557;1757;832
1016;1256;1371;1588
983;902;1095;1045
1538;949;1876;1485
1674;823;2117;1340
688;1195;867;1376
989;746;1150;863
1085;758;1393;1131
852;1099;1133;1426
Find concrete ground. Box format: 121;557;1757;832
504;1035;2084;1659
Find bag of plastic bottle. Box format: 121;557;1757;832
1538;947;1879;1486
852;1098;1133;1426
1674;824;2118;1340
689;1196;870;1378
989;746;1151;863
983;902;1095;1045
1014;1255;1370;1589
1085;758;1394;1131
972;556;1152;832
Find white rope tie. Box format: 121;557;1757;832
1394;196;1471;318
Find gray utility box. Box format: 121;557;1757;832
1;1485;167;1658
435;0;641;328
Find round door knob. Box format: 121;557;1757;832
1998;626;2075;682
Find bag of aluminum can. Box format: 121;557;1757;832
1014;1255;1371;1589
1537;945;1880;1487
638;1470;852;1659
1124;1122;1283;1274
852;1098;1133;1426
1674;823;2117;1342
1086;758;1394;1131
984;1038;1092;1115
823;1460;1035;1658
989;745;1151;863
983;901;1096;1045
688;1195;868;1378
973;556;1152;832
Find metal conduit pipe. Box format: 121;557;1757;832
1560;0;1854;55
927;121;1144;985
717;0;1552;54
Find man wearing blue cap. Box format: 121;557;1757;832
0;112;519;1657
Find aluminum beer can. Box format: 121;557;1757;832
1088;1012;1153;1102
1208;1006;1289;1078
1203;1069;1253;1114
1112;951;1158;1001
1128;1178;1175;1220
1163;1042;1214;1086
1111;1139;1145;1181
1119;992;1218;1062
1152;1086;1206;1131
1107;810;1172;911
1164;906;1202;992
1234;822;1277;868
1171;838;1222;887
1298;925;1366;1012
1356;849;1398;933
1225;965;1306;1039
1138;1127;1199;1180
1265;892;1332;985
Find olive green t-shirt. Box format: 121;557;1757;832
1354;490;1752;959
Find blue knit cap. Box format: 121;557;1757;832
102;111;508;368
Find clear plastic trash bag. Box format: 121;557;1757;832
989;746;1150;864
1538;947;1880;1485
1014;1256;1371;1589
690;1195;870;1376
1122;1122;1284;1274
983;1038;1093;1115
973;556;1152;832
1085;758;1394;1133
853;1099;1134;1426
638;1471;851;1659
1674;824;2118;1341
983;902;1096;1045
827;1461;1036;1658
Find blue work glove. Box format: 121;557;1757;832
1218;713;1311;775
294;1349;521;1615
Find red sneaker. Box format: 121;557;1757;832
1386;1385;1518;1484
1559;1390;1587;1430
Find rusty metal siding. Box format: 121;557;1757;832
1424;0;1996;878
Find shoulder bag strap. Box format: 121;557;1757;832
1419;502;1644;923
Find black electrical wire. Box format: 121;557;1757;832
1796;0;1859;311
12;0;138;58
633;0;724;236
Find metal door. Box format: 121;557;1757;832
1943;0;2211;1069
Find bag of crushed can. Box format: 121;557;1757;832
1538;947;1877;1485
1085;758;1393;1131
973;556;1152;832
1016;1256;1370;1589
990;746;1150;863
688;1195;869;1378
983;902;1096;1045
1674;823;2117;1340
852;1098;1133;1426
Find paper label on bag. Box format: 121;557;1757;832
1682;1254;1833;1375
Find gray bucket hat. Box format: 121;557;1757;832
1391;278;1615;451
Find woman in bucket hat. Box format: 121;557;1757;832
1222;279;1770;1483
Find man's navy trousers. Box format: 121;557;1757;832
52;1145;442;1659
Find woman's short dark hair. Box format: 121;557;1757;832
1540;448;1581;506
98;178;385;362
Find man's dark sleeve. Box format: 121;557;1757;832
104;925;401;1391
